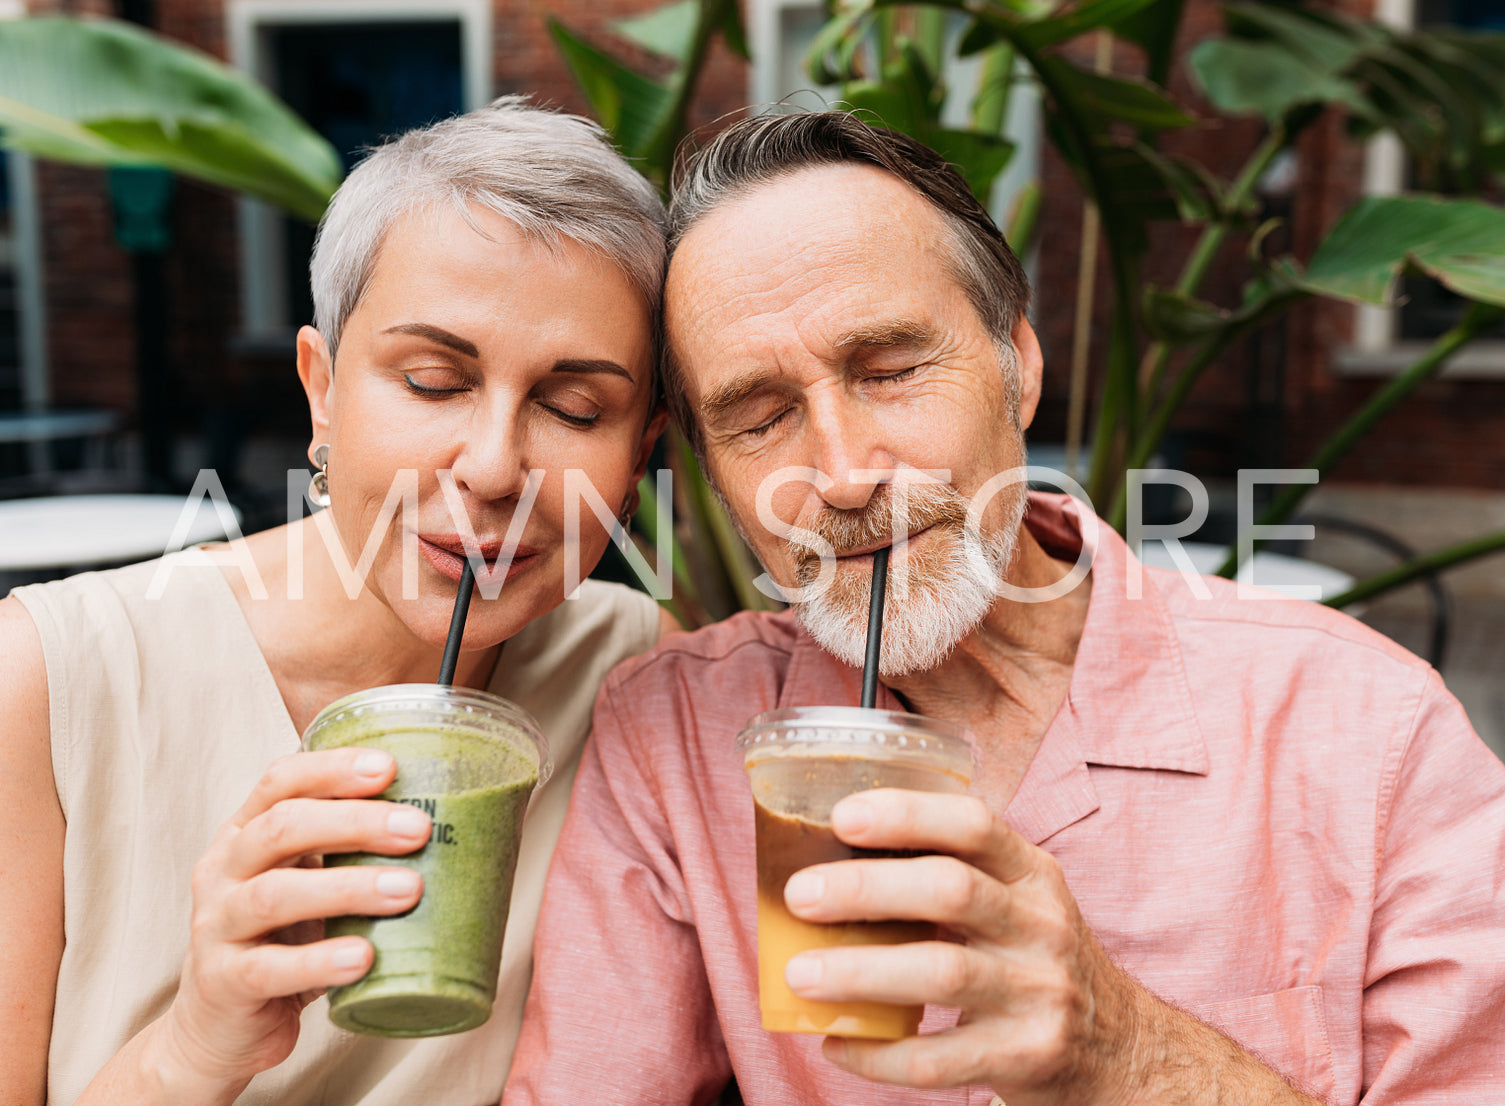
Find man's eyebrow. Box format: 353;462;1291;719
551;359;636;384
701;369;779;423
832;319;933;352
382;323;479;358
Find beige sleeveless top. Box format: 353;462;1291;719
13;549;660;1106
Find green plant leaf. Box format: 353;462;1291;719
612;0;700;63
1303;194;1505;307
1037;56;1195;130
806;6;874;85
969;39;1017;132
838;82;914;131
1110;0;1185;85
715;0;751;60
1015;0;1161;51
1004;179;1042;251
957;17;1008;58
930;127;1015;204
549;18;676;163
1189;39;1364;123
0;16;340;221
1132;141;1215;222
1141;289;1230;342
1223;2;1365;71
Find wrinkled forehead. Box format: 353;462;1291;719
664;165;958;387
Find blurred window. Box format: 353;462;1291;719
229;0;490;346
272;21;464;332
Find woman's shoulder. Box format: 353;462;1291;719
10;549;222;622
507;579;661;677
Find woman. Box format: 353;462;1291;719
0;97;674;1105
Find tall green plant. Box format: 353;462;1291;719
550;0;775;626
553;0;1505;617
812;0;1505;603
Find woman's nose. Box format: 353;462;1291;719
448;407;533;504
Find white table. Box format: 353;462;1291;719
0;494;241;572
1138;540;1355;602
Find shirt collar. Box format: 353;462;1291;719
776;491;1209;842
1035;493;1209;777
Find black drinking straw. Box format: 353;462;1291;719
437;557;476;687
860;545;890;709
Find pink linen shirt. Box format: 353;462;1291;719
506;493;1505;1105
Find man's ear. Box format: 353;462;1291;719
296;325;335;462
1010;316;1044;431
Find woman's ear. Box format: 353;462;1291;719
296;325;335;460
632;410;670;488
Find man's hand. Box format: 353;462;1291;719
780;789;1323;1105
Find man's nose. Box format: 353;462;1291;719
807;399;887;511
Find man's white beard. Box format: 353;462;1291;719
790;480;1027;678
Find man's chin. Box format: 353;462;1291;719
791;599;971;681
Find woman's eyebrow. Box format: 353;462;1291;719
552;359;636;384
383;322;479;358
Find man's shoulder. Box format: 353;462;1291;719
588;609;809;763
1150;564;1429;675
604;608;806;691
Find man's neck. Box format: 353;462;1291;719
885;526;1092;800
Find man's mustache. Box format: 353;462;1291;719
789;483;972;579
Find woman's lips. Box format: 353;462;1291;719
417;535;540;585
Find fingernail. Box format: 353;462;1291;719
785;954;822;992
834;796;872;835
331;943;366;970
784;870;823;909
354;751;391;778
386;807;429;838
376;870;420;897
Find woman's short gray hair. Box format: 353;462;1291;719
311;95;666;363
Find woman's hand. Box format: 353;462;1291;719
135;747;431;1100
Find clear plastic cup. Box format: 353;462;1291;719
302;684;551;1037
737;706;974;1039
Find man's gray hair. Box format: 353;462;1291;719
666;111;1031;451
312;95;666;363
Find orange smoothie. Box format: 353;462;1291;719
753;799;930;1038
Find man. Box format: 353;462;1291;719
505;112;1505;1104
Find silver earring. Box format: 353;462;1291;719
612;501;633;547
309;443;330;508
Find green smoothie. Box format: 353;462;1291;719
309;720;540;1037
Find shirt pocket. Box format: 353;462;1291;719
1184;984;1335;1103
